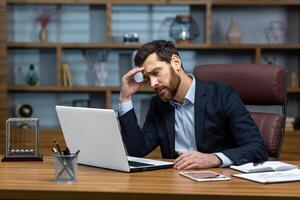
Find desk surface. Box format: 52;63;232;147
0;157;300;200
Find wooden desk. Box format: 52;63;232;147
0;157;300;200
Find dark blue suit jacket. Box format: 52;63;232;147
119;79;268;165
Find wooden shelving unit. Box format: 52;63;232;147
7;85;153;93
2;0;300;156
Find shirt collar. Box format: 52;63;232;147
170;74;195;106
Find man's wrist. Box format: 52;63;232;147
119;96;132;103
212;154;222;167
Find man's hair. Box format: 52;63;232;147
134;40;181;67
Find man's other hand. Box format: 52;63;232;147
173;151;222;170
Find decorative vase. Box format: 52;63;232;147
227;17;242;44
95;62;108;86
39;27;48;43
169;14;199;43
25;64;38;86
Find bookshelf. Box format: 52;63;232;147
1;0;300;156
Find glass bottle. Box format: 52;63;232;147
26;64;38;86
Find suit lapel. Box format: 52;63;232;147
162;102;175;157
194;80;206;151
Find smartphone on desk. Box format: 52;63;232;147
179;171;230;182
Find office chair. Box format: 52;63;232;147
193;64;287;160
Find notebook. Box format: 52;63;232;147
55;106;173;172
230;161;298;173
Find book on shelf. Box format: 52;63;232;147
179;171;230;182
230;161;298;173
233;168;300;184
62;63;73;87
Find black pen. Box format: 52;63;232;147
63;147;71;155
75;150;80;155
253;161;265;166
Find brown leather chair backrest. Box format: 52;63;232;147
193;64;287;160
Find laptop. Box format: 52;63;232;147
55;106;173;172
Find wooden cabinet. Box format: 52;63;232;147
1;0;300;155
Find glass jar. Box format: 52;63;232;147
169;15;199;43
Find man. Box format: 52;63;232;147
118;40;268;170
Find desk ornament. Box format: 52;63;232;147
2;118;43;162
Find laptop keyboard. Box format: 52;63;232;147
128;160;154;167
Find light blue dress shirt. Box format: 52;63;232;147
119;75;233;167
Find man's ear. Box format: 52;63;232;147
171;54;181;72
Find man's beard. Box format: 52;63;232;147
154;67;181;102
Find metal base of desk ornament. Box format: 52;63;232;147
1;118;43;162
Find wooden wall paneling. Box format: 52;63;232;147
205;3;211;45
0;0;6;155
280;131;300;160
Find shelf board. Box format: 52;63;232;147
9;42;300;50
211;0;300;5
7;0;107;4
288;88;300;93
7;85;153;93
7;43;59;49
9;85;300;94
6;0;300;5
7;42;208;49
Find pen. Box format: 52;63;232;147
63;147;71;155
53;138;62;155
51;147;58;154
253;161;265;166
75;150;80;155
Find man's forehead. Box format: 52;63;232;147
143;66;161;74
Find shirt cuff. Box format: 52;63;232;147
214;152;233;168
118;100;133;116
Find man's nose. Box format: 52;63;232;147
150;77;159;88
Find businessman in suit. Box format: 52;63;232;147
118;40;268;170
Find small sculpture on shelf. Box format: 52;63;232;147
227;16;242;44
263;55;277;65
123;33;139;43
169;14;199;43
265;20;287;44
17;104;33;118
2;118;43;162
95;49;110;86
36;8;58;43
82;49;98;86
16;104;33;129
25;64;38;86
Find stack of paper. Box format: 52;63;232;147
233;169;300;184
231;161;299;184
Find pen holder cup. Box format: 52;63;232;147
53;154;78;183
